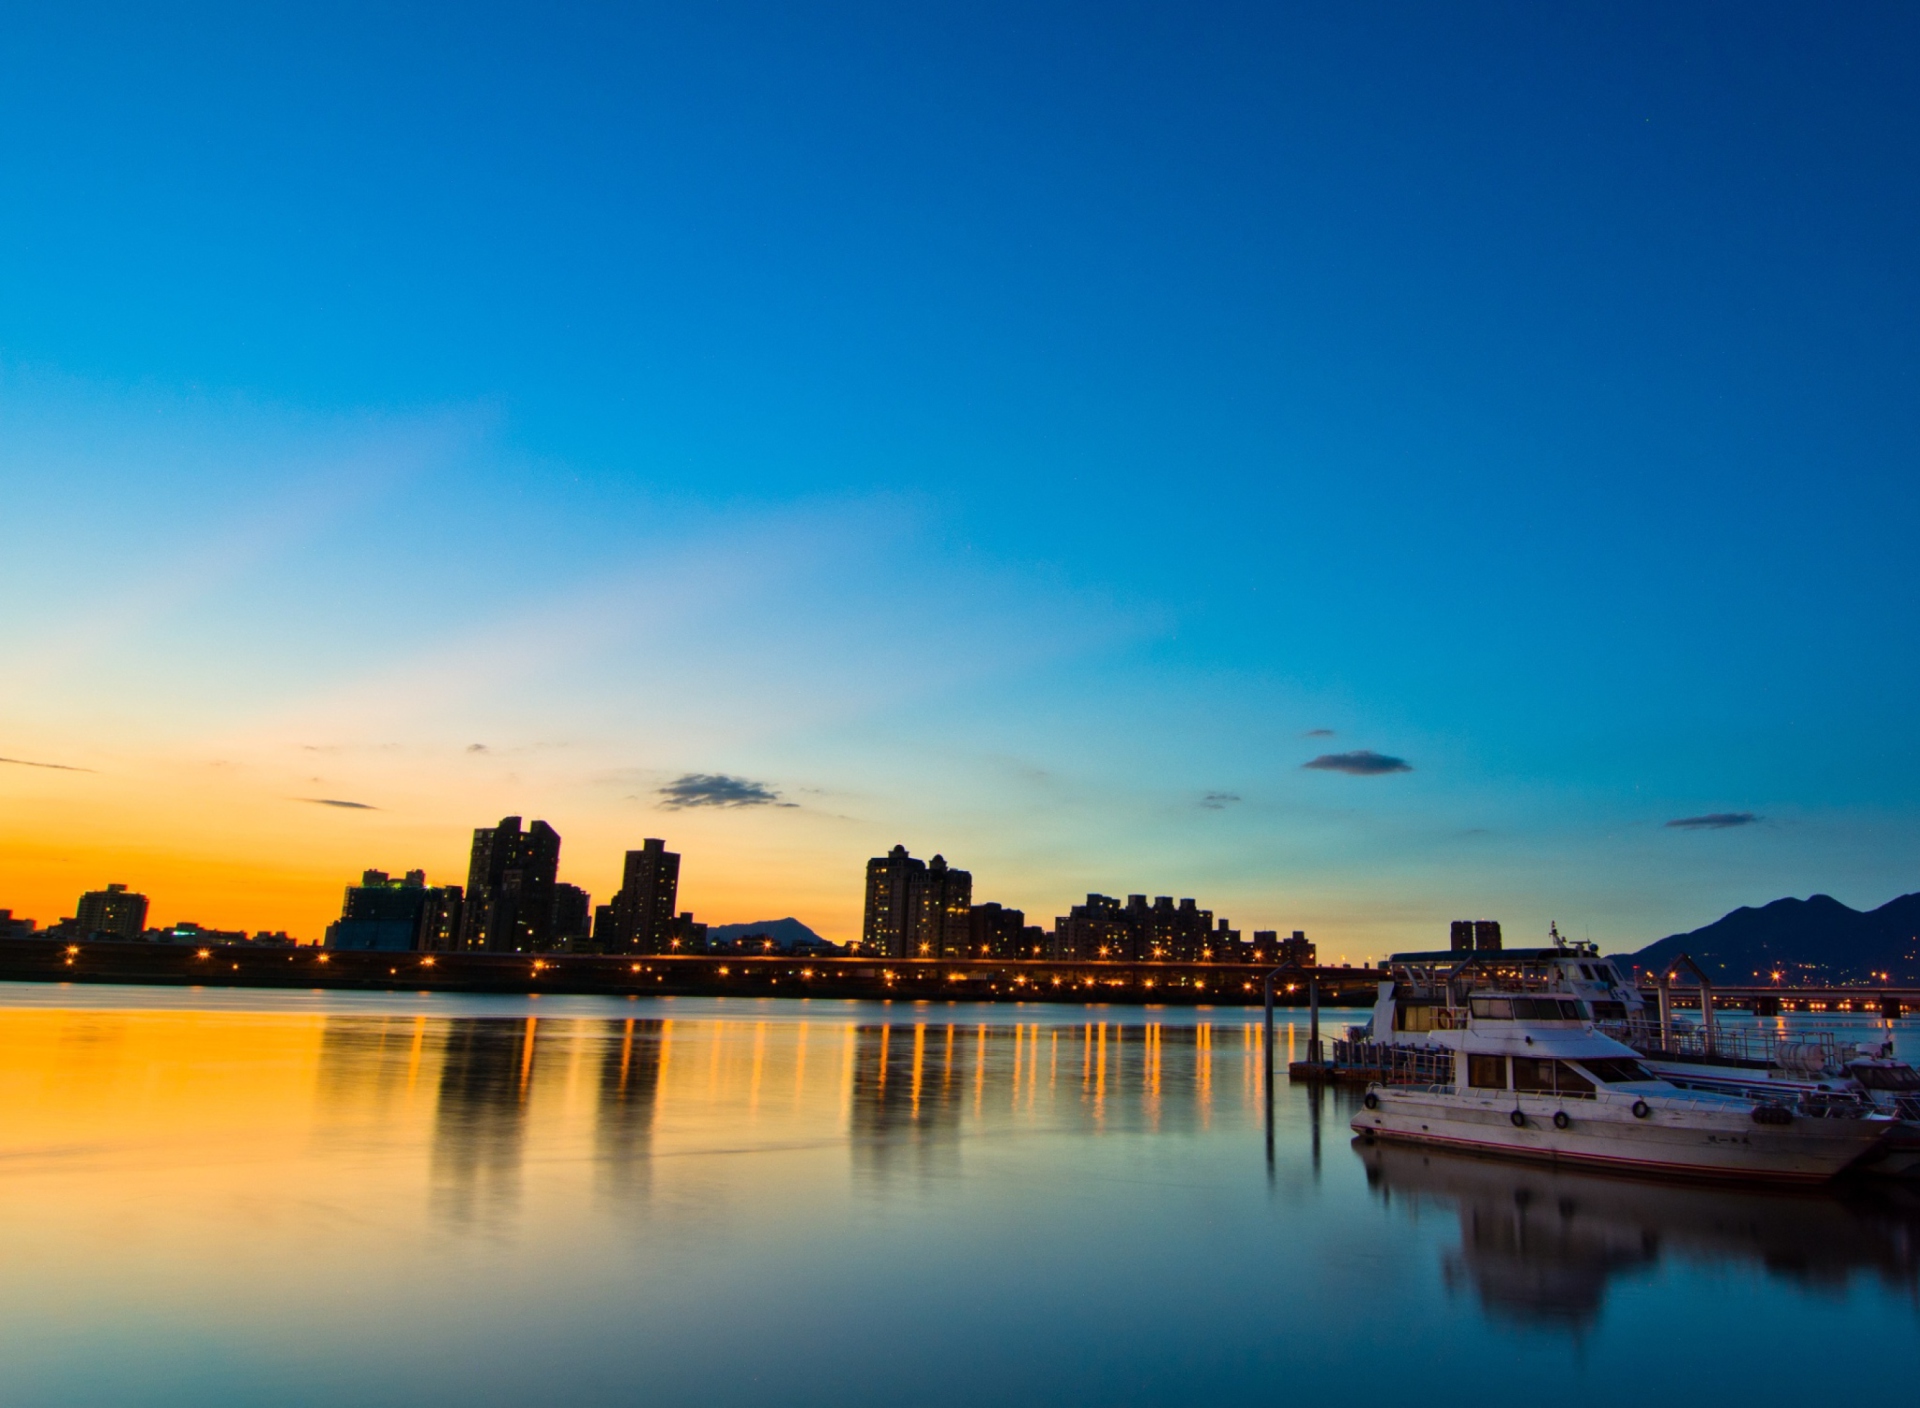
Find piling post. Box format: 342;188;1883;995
1263;969;1276;1083
1308;975;1320;1064
1657;973;1672;1050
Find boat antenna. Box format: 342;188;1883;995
1548;920;1564;948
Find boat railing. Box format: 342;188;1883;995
1600;1018;1856;1072
1650;1071;1879;1118
1332;1040;1454;1086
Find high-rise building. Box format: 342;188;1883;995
861;844;925;957
861;845;974;958
967;902;1026;958
915;854;972;957
594;839;680;953
459;817;562;952
326;869;463;951
421;884;464;950
551;883;593;948
1255;929;1316;965
1449;919;1501;952
1051;892;1239;960
75;884;148;939
1052;894;1132;960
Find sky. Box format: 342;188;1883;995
3;2;1918;957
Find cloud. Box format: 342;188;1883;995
1665;812;1760;830
657;773;795;810
1200;792;1240;810
302;797;378;810
1302;750;1412;775
0;754;91;771
467;743;488;753
1303;728;1336;738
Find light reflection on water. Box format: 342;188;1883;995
0;988;1914;1407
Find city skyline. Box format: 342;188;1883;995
5;8;1920;959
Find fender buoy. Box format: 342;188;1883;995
1631;1100;1651;1119
1362;1091;1379;1110
1552;1111;1571;1130
1509;1109;1527;1128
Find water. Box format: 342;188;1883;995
0;984;1914;1407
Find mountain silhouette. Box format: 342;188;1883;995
703;917;839;952
1619;893;1920;984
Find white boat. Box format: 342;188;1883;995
1346;958;1896;1184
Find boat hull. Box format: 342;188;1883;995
1350;1087;1890;1185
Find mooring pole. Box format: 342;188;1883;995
1263;969;1277;1078
1309;975;1321;1064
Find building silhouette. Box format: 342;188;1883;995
1052;893;1131;959
551;883;593;948
1451;919;1503;953
325;869;463;951
967;901;1028;958
860;845;972;957
75;883;148;939
862;845;924;957
459;817;562;952
1053;892;1242;960
593;838;680;953
917;854;972;957
1254;929;1316;965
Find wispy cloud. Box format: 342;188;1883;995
1665;812;1760;830
0;754;91;771
260;496;1148;760
302;797;378;810
1303;749;1412;775
0;400;466;705
466;743;489;753
1303;728;1336;737
658;773;795;810
1200;791;1240;810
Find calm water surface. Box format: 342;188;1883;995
0;984;1914;1406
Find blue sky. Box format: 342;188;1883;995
3;3;1917;953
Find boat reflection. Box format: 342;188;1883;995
1358;1139;1920;1329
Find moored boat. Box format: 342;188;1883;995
1348;963;1896;1184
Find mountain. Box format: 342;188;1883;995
1618;893;1920;984
703;917;840;952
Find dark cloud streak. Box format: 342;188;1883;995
1200;792;1240;810
0;755;91;771
658;773;795;810
1666;812;1760;830
1302;750;1411;775
303;797;378;810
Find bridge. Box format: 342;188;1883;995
0;937;1391;1006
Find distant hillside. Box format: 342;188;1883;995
704;917;839;951
1619;893;1920;984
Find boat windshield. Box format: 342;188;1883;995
1849;1064;1920;1092
1576;1057;1654;1084
1469;996;1588;1021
